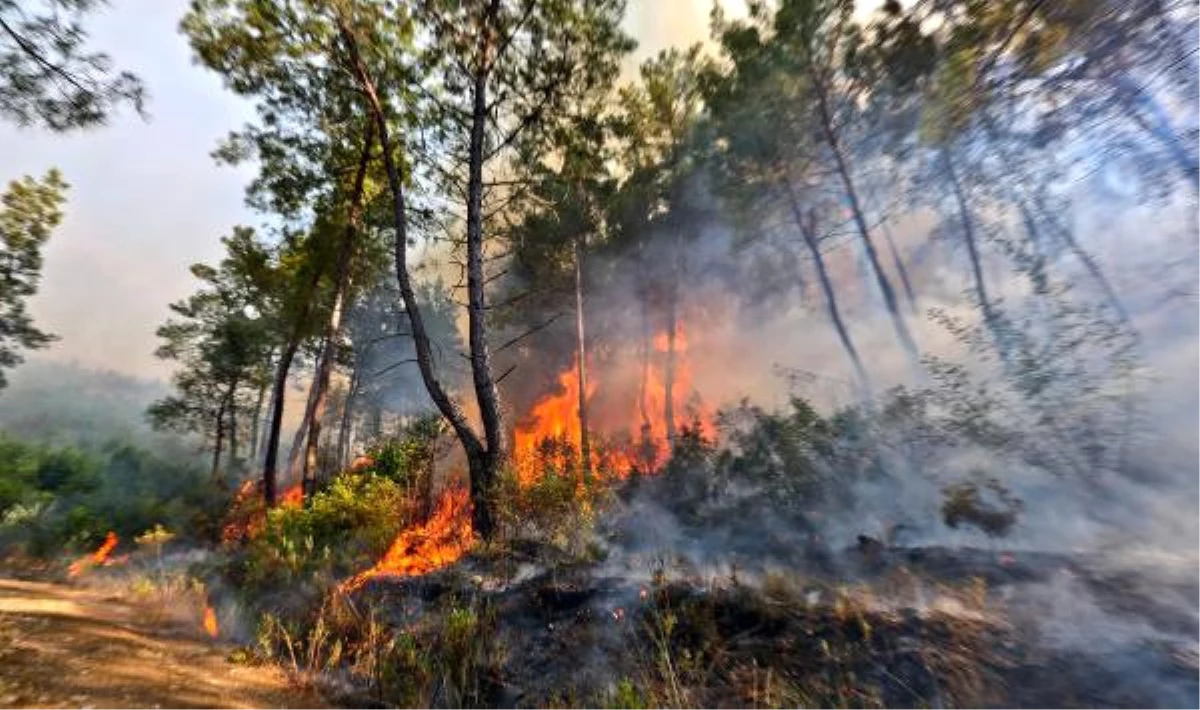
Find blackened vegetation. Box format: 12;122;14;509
332;533;1197;708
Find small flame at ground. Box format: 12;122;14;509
67;531;119;578
340;488;475;593
279;485;303;508
203;603;219;638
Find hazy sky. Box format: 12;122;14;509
7;0;734;379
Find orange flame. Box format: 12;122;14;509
203;604;219;638
67;531;118;578
514;355;593;485
342;322;716;592
220;481;306;545
279;484;303;508
513;321;716;479
340;488;475;593
633;322;716;470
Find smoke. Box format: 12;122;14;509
465;69;1200;700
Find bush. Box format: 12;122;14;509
233;472;410;596
0;434;223;558
363;414;445;486
941;477;1023;539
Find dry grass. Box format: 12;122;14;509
625;571;1013;708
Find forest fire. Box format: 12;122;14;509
513;322;717;481
66;531;119;578
339;488;475;592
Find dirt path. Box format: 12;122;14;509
0;578;322;709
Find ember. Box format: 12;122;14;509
67;531;118;578
340;488;475;592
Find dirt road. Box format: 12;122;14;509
0;578;321;709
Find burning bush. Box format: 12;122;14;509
226;472;410;601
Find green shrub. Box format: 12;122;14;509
0;434;222;558
235;472;410;595
363;414;445;488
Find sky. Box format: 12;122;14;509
6;0;735;379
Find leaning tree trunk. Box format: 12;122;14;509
1111;75;1199;193
864;183;919;316
810;69;921;371
943;148;1006;356
881;221;919;316
302;125;374;497
784;179;872;393
339;14;488;532
287;353;322;493
262;333;303;507
573;233;592;482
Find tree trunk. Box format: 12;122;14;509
1027;194;1137;337
635;241;654;470
1111;75;1199;193
461;0;507;539
810;69;921;370
288;353;321;493
574;233;592;482
664;229;683;453
637;242;651;431
302;124;375;497
784;179;871;393
943;148;1005;354
211;395;227;483
262;335;302;507
336;364;360;469
881;221;918;316
248;371;269;466
338;14;488;531
227;376;239;472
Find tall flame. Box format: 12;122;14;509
513;355;592;485
67;531;118;578
339;488;475;593
634;321;716;470
513;321;716;478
